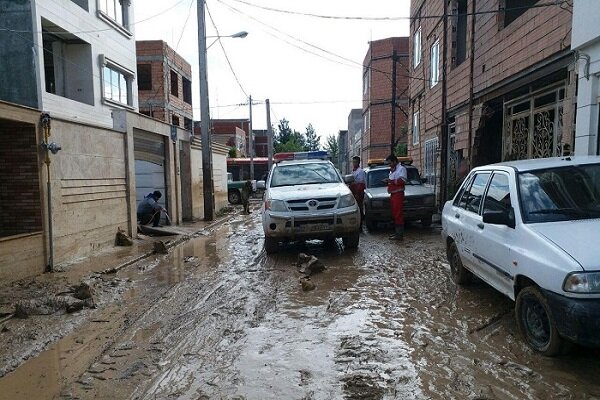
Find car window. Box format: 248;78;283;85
270;163;341;187
483;173;511;214
518;163;600;223
366;167;422;188
457;173;491;214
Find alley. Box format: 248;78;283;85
1;211;600;399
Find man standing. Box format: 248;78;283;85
384;155;407;240
137;190;165;227
349;156;366;227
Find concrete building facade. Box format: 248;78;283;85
409;0;575;203
362;37;410;163
347;109;363;165
136;40;193;131
338;130;349;173
572;0;600;156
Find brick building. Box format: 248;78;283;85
136;41;193;131
362;37;410;162
409;0;574;203
194;118;254;156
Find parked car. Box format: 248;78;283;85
441;156;600;355
363;163;436;230
260;158;361;254
227;172;256;204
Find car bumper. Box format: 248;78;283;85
365;206;436;222
544;290;600;347
263;208;360;239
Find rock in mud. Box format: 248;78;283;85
299;277;316;292
14;296;94;318
72;282;94;301
297;253;326;276
115;228;133;246
153;241;169;254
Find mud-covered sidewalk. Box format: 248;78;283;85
1;209;600;399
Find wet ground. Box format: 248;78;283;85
1;209;600;399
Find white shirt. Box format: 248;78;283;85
352;167;366;184
389;165;407;193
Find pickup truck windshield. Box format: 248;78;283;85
270;163;341;187
518;163;600;223
367;167;422;188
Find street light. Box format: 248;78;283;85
206;31;248;49
197;0;247;221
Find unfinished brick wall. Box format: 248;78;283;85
0;121;42;237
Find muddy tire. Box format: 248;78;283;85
342;232;360;249
264;237;279;254
447;241;472;285
515;286;565;356
421;215;433;227
228;189;241;204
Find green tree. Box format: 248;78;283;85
228;146;238;158
274;118;293;151
394;143;408;157
325;135;339;168
277;135;306;152
305;124;320;151
274;118;310;153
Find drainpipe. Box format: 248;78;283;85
467;0;476;168
40;113;61;272
440;0;449;207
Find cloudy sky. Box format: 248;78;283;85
134;0;411;140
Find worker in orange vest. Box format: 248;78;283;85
383;154;407;240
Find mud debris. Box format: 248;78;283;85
153;241;169;254
14;296;94;318
297;253;326;276
299;277;316;291
115;228;134;246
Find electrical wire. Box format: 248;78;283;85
205;2;249;98
225;0;570;21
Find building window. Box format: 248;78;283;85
71;0;89;11
170;70;179;97
455;0;467;66
172;115;180;127
502;0;539;28
430;40;440;87
182;77;192;104
413;26;422;68
424;138;438;183
363;68;370;95
412;111;420;145
184;117;193;131
102;59;133;106
42;21;94;105
137;64;152;90
363;110;370;132
98;0;129;29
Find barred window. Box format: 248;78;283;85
424;137;438;182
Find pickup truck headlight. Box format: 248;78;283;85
563;272;600;293
265;199;287;212
338;194;356;208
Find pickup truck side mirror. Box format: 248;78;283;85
256;180;266;190
482;208;515;229
343;174;355;184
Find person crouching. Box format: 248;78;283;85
137;190;165;227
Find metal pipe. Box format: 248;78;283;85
40;113;54;272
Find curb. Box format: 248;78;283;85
102;212;239;274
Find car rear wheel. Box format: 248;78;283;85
342;232;360;249
515;286;566;356
228;189;241;204
365;218;377;231
447;241;472;285
264;237;279;254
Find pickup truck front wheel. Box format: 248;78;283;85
342;232;360;249
264;237;279;254
228;189;241;204
515;286;565;356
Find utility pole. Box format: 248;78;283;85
249;94;254;180
197;0;214;221
391;50;398;155
266;98;274;171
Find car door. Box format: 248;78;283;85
451;172;491;271
473;172;515;297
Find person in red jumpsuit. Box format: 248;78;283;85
383;154;407;240
349;156;366;229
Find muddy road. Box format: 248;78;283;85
1;211;600;399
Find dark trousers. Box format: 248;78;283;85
138;211;160;227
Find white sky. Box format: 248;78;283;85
134;0;411;140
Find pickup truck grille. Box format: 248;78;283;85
285;197;338;212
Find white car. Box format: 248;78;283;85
260;159;361;254
441;156;600;355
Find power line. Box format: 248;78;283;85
205;2;249;97
225;0;569;21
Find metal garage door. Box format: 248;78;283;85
134;131;167;219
